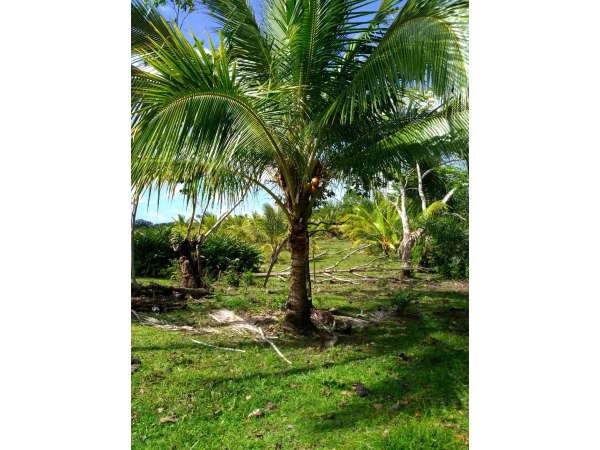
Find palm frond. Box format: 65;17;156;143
323;0;468;125
327;95;468;182
132;21;288;193
131;0;174;63
200;0;274;83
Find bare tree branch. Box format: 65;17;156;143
204;186;250;239
442;187;457;204
263;235;289;288
324;243;372;271
416;161;428;212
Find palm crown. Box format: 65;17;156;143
131;0;469;331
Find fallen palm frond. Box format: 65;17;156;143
133;308;292;364
320;272;360;285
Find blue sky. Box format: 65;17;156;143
137;187;272;223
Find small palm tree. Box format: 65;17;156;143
131;0;468;332
254;203;289;285
256;204;288;251
341;192;403;255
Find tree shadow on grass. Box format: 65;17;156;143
173;312;441;390
303;337;468;434
133;289;467;404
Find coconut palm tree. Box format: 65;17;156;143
341;192;403;255
131;0;469;332
254;203;290;286
256;204;288;250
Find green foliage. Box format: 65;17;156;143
390;291;417;316
131;0;469;225
422;200;450;221
311;202;348;237
418;168;468;279
423;215;468;279
202;233;262;277
269;295;288;310
221;214;255;241
134;224;261;279
258;204;287;244
223;268;240;287
241;271;255;286
133;225;175;277
145;0;194;11
341;192;402;255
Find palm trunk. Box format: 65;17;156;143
283;218;314;333
176;239;205;288
399;229;423;278
400;240;413;278
278;165;323;333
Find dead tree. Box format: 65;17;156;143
174;190;249;289
394;161;457;279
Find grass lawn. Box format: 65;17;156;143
132;238;468;449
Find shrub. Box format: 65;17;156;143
202;233;262;278
241;272;255;286
223;269;241;287
133;225;175;277
390;291;416;316
134;225;261;281
424;216;468;279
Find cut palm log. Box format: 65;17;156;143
131;283;209;298
131;283;210;312
131;294;187;312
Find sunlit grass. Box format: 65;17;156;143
132;247;468;449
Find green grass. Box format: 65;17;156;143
132;238;468;449
137;277;177;287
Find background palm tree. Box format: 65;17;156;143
222;214;255;241
341;192;403;256
131;0;469;332
256;204;288;251
254;203;290;287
